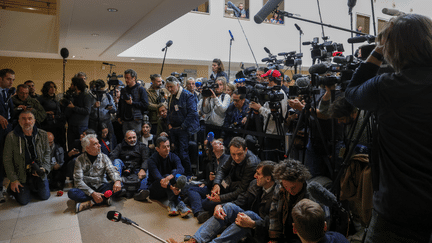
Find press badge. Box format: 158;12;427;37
174;105;179;111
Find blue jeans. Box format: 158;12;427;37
187;185;210;215
112;159;148;191
68;182;120;206
10;176;50;205
169;128;192;176
193;202;261;243
365;210;429;243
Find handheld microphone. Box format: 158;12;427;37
382;8;405;16
347;35;375;44
169;174;187;189
229;30;234;41
294;23;303;35
227;1;241;16
254;0;284;24
107;211;137;225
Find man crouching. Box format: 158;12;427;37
68;134;122;213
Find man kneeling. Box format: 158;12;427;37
68;134;122;213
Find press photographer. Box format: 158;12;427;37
147;74;168;135
249;69;287;161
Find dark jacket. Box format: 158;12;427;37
167;87;199;135
0;88;14;136
65;91;92;127
198;153;229;188
213;150;260;202
3;125;51;183
109;140;149;171
118;83;148;121
223;99;250;128
231;179;277;242
147;152;184;184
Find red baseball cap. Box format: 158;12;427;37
261;69;281;78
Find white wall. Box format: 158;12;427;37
120;0;429;70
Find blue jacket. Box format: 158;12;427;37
167;87;199;135
223;99;250;128
118;84;148;121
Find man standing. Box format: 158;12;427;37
185;77;200;104
146;136;192;217
65;77;92;150
24;80;39;98
12;84;46;126
203;137;259;213
147;74;167;135
110;130;149;200
165;76;199;176
3;111;51;205
0;68;15;203
117;69;148;136
67;134;122;213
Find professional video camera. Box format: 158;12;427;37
303;37;344;62
278;51;303;67
171;72;187;84
250;83;285;109
107;72;124;88
90;79;108;102
235;66;258;86
288;75;321;99
201;80;219;98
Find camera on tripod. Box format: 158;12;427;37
288;75;321;99
278;51;303;67
303;37;344;61
107;72;123;88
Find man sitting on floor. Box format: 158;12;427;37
67;134;122;213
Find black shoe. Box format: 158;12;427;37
134;190;150;201
196;211;211;224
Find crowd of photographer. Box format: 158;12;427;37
1;13;432;243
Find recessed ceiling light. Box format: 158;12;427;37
24;7;37;10
131;59;135;61
107;8;118;12
91;33;99;37
72;56;76;58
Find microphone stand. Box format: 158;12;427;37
160;45;170;76
130;222;168;243
228;35;234;83
62;58;67;93
234;15;259;68
296;28;303;74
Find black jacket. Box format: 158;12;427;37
109;140;149;171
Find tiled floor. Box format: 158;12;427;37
0;187;201;243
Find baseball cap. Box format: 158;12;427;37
261;69;281;78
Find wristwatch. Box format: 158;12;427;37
371;50;384;61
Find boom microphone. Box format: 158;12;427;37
227;1;241;16
308;63;328;75
107;211;137;225
307;181;338;208
294;23;303;35
347;35;375;44
382;8;405;16
254;0;284;24
60;48;69;59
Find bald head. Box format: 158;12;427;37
47;132;54;147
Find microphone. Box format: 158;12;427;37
254;0;284;24
262;57;273;62
6;87;16;102
264;47;271;54
229;30;234;41
292;73;303;81
102;62;115;66
162;40;173;51
302;41;313;45
169;174;187;189
294;23;303;35
278;51;296;56
333;56;348;64
382;8;405;16
307;181;338;208
60;48;69;59
295;77;310;88
348;0;357;8
104;190;113;198
227;1;241;16
308;63;328;75
347;35;375;44
107;211;137;225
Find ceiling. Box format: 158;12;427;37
0;0;208;64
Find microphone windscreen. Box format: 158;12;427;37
382;8;402;16
60;48;69;59
294;23;301;31
307;181;337;208
308;63;328;75
292;74;303;81
107;211;121;222
295;77;310;88
254;0;284;24
104;190;113;198
347;36;367;44
333;56;347;64
175;175;187;189
264;47;271;54
166;40;173;47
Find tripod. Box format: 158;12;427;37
286;94;334;178
262;101;285;162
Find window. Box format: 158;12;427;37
377;18;388;33
192;1;209;14
263;0;285;24
224;0;249;19
356;13;370;35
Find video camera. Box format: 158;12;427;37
201;80;219;98
107;72;124;88
278;51;303;67
171;72;187;84
303;37;344;61
288;75;321;99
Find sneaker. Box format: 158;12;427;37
134;190;150;201
168;201;179;216
196;211;211;224
177;201;192;218
106;197;112;206
76;201;92;213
